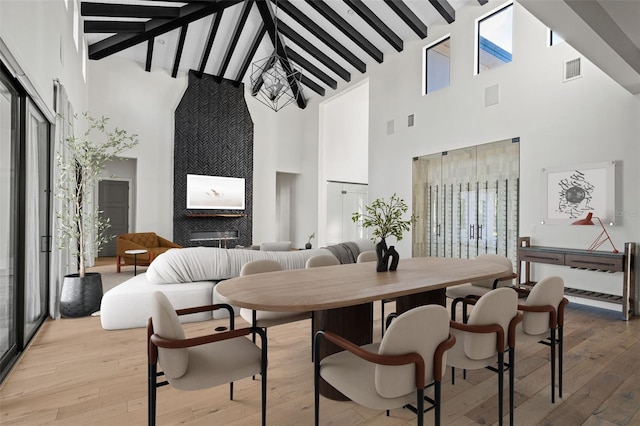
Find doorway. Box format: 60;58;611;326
97;157;136;257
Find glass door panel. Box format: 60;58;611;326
23;101;49;343
0;73;18;378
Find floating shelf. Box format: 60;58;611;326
185;213;246;218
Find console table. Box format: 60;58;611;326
517;237;636;320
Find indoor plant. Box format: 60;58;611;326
352;193;417;272
306;232;315;249
56;113;139;317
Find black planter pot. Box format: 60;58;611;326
60;272;103;318
305;242;312;249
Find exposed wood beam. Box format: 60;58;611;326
285;47;337;90
278;21;351;82
172;25;188;78
384;0;428;39
276;0;366;73
197;11;225;77
88;1;242;60
81;2;180;19
145;38;154;72
255;0;306;109
300;74;325;96
235;22;266;85
304;0;382;63
429;0;456;24
84;21;145;33
343;0;403;52
250;54;277;96
218;0;254;80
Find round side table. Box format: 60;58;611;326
125;249;148;276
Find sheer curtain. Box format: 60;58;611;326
50;81;74;319
24;113;40;321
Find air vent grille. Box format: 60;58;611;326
564;58;582;81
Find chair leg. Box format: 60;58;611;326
417;388;424;426
435;381;441;426
117;256;122;273
314;337;321;426
311;312;315;362
509;348;515;426
148;363;156;426
381;300;385;337
550;328;557;403
498;352;504;426
559;325;564;399
451;366;455;385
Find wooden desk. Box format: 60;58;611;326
517;237;636;320
215;257;509;399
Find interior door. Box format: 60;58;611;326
98;180;129;257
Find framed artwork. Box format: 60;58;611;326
540;161;616;225
186;174;245;210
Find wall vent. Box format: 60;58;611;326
564;58;582;81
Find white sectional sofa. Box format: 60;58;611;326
100;240;374;330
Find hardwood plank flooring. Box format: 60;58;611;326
1;298;640;425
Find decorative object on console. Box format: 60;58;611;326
56;113;139;317
306;232;315;249
571;212;619;253
250;0;303;112
352;194;417;272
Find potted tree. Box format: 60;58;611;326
352;193;417;272
57;113;139;317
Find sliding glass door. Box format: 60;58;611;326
0;68;51;382
23;100;49;343
0;70;18;377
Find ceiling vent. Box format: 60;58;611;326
564;58;582;82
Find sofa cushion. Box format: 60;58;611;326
100;274;215;330
259;241;292;251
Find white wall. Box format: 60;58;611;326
0;0;88;115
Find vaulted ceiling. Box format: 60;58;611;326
81;0;488;108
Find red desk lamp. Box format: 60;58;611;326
572;212;619;253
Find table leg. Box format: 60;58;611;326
314;302;373;400
133;254;137;276
395;288;446;315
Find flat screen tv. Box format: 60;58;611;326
186;174;245;210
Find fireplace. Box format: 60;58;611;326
189;229;240;248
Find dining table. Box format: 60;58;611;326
214;256;510;400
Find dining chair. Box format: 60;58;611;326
314;304;455;426
515;276;568;403
446;254;517;321
356;250;394;337
305;254;340;268
147;291;267;426
239;259;312;342
447;287;522;426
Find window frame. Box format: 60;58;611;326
423;34;451;95
475;2;514;75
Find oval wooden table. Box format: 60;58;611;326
215;257;510;400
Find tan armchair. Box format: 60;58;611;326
116;232;182;273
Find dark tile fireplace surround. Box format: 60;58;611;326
173;71;253;248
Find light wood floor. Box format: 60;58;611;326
1;298;640;425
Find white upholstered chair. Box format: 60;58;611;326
314;305;455;426
305;254;340;268
147;291;267;426
515;276;568;403
447;287;522;426
239;259;311;340
446;254;517;321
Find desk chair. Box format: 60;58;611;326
314;305;455;426
147;291;267;426
447;287;522;426
515;276;568;403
